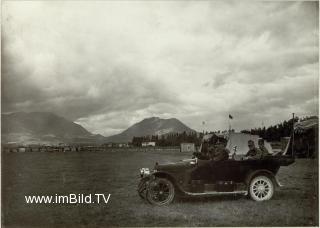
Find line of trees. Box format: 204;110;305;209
240;117;299;142
132;116;317;146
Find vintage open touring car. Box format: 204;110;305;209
138;133;295;205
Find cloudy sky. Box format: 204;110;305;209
2;1;318;136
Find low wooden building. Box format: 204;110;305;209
18;147;26;153
142;142;156;147
180;143;195;153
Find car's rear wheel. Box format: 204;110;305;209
146;178;175;205
249;175;274;201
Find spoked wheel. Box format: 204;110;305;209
146;178;175;205
249;175;274;201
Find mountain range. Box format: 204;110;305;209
104;117;195;142
2;112;195;145
2;112;105;145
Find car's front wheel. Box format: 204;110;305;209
249;175;274;201
146;178;175;205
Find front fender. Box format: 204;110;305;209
152;171;187;195
138;175;154;189
138;171;186;196
138;175;155;199
153;171;177;183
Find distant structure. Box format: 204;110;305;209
293;116;318;158
142;142;156;147
180;143;195;153
18;147;26;153
118;143;129;148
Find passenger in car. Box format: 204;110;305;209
245;140;262;159
258;139;271;157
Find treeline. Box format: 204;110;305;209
132;131;202;147
132;116;316;146
241;117;300;142
132;117;298;146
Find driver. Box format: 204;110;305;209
193;134;218;160
211;142;230;161
245;140;262;159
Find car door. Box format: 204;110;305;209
210;160;242;182
190;159;212;181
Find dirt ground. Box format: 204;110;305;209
2;149;318;227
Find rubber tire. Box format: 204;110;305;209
249;175;274;201
146;178;175;206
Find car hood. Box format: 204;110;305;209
155;159;194;171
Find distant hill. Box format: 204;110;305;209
2;113;196;145
105;117;195;143
1;112;106;145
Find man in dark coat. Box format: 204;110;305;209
210;137;230;161
211;144;230;161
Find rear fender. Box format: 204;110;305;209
245;169;281;188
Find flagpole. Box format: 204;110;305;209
292;113;295;158
202;121;205;135
228;114;234;159
228;114;232;132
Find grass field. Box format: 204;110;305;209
2;149;318;227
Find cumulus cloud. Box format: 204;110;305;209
2;1;318;136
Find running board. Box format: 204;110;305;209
183;190;248;196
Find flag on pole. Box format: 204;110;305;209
229;114;233;119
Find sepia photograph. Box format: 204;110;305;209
1;1;319;227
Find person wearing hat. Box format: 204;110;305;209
258;138;271;157
245;140;262;159
211;142;230;161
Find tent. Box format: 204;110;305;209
293;117;318;158
294;117;318;133
226;132;273;156
202;133;215;141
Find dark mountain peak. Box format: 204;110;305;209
167;117;180;122
141;116;160;122
105;116;195;143
149;116;160;120
141;116;179;122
